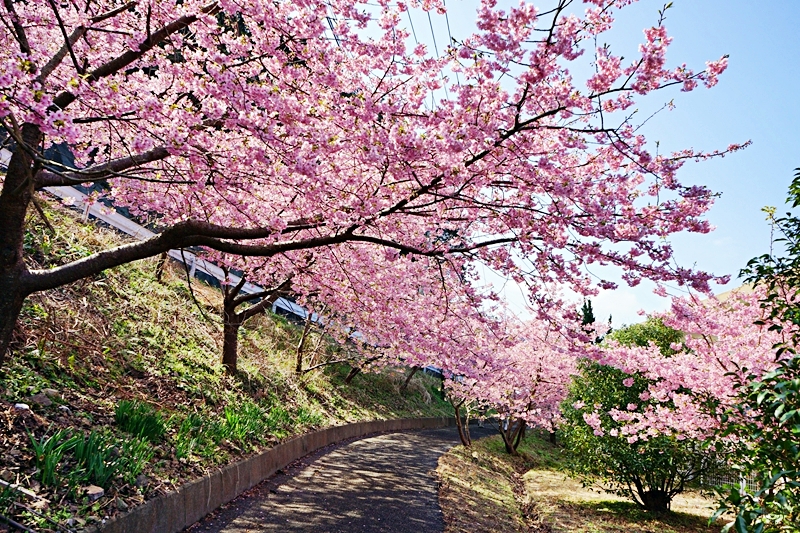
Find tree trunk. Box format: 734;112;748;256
549;430;557;446
513;420;526;450
639;489;671;513
0;123;42;364
500;418;524;455
453;400;471;447
221;276;289;376
0;285;25;360
399;366;420;393
155;252;168;283
344;366;361;384
221;300;244;374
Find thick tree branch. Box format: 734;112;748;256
347;235;518;256
34;146;170;188
225;272;249;302
238;296;274;323
21;221;352;294
232;278;293;307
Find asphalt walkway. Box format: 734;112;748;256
186;425;494;533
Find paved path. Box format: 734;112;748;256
186;426;494;533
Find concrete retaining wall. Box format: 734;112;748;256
92;417;456;533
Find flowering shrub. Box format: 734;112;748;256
561;319;723;513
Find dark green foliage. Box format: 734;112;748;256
714;359;800;532
606;317;684;356
218;402;269;445
562;361;719;513
726;169;800;532
70;431;151;488
115;400;166;443
169;398;313;461
29;429;73;487
29;429;153;490
174;413;206;460
580;299;596;326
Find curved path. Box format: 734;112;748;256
186;426;494;533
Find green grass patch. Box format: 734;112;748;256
115;400;167;443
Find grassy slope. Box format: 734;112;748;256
0;199;450;531
437;433;725;533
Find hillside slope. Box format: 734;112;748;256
0;199;450;531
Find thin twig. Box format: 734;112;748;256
30;195;56;235
0;513;38;533
178;249;217;324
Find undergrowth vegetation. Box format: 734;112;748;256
0;199;450;531
437;432;724;533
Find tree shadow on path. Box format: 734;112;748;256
187;426;495;533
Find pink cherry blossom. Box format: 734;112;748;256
0;0;743;367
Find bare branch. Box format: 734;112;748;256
34;146;170;188
46;0;84;75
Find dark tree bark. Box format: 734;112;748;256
221;312;244;373
344;366;361;384
639;490;670;513
221;274;291;375
513;419;526;449
399;366;420;394
499;417;526;455
0;292;26;358
0;123;43;358
452;399;471;447
155;252;168;283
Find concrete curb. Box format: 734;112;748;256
92;417;456;533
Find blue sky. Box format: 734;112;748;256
393;0;800;324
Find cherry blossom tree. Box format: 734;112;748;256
214;239;493;374
586;290;783;441
562;316;729;512
445;316;579;452
0;0;740;365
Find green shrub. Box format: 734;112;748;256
714;357;800;532
562;361;722;513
